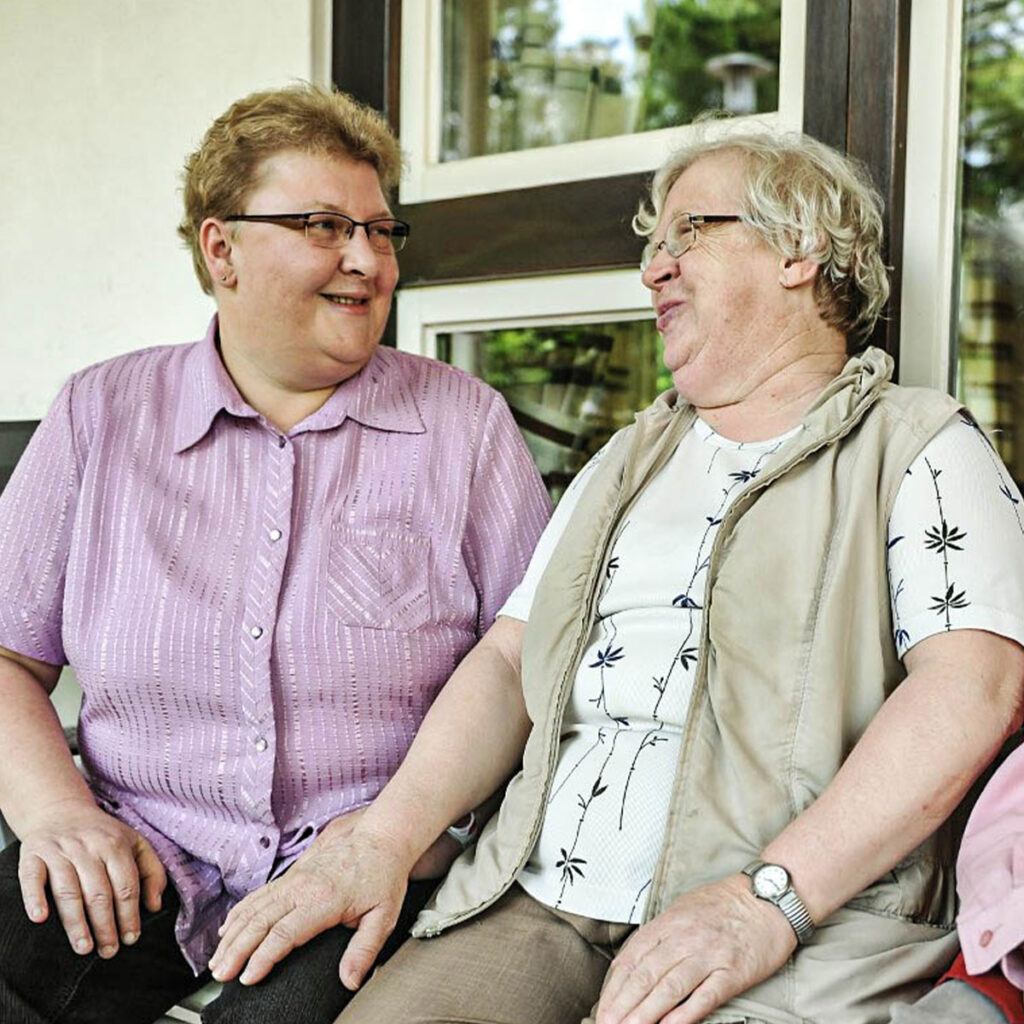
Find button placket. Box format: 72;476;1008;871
237;433;296;830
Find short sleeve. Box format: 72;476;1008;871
498;440;611;623
887;413;1024;658
0;378;81;664
461;393;551;634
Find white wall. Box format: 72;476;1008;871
0;0;331;420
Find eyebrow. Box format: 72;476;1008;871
304;201;395;219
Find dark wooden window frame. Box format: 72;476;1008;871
333;0;911;358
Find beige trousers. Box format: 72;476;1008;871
337;883;634;1024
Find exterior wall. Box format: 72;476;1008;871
0;0;331;420
0;0;331;746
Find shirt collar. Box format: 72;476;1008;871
297;345;426;437
173;316;257;453
173;317;425;453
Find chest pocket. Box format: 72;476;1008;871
326;526;432;632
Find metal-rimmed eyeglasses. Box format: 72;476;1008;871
640;213;744;271
224;211;411;254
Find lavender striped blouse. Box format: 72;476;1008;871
0;318;550;970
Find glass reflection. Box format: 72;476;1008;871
437;321;670;502
441;0;781;162
955;0;1024;480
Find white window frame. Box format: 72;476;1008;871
396;269;653;359
898;0;963;391
400;0;807;204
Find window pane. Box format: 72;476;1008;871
437;320;670;502
441;0;781;162
954;1;1024;481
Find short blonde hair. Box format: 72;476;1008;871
179;82;402;294
634;130;889;347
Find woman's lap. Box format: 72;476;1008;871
338;883;631;1024
0;841;436;1024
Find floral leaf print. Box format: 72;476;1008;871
924;456;969;630
629;879;652;921
620;728;668;828
706;515;722;526
887;534;904;549
958;412;1024;536
891;579;910;649
929;584;970;614
678;647;698;670
588;618;625;722
556;848;587;886
672;593;701;609
588;644;624;669
924;521;967;553
555;730;623;907
547;727;608;804
729;469;759;483
605;555;620;578
652;675;666;695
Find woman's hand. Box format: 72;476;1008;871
208;814;414;990
594;874;796;1024
17;798;167;959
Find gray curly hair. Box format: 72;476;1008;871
633;130;889;348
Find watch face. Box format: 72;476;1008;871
753;864;789;899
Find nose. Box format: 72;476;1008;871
337;226;381;276
641;247;679;291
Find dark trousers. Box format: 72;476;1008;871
0;841;436;1024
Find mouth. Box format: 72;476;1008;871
656;300;682;331
321;293;370;308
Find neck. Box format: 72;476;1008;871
694;329;849;442
217;332;339;434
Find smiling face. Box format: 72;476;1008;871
641;152;788;409
214;149;398;397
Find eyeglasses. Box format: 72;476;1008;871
224;211;411;254
640;213;744;271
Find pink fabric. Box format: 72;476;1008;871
0;318;550;971
957;743;1024;990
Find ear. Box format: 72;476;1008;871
778;257;819;290
199;218;236;288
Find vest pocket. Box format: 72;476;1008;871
325;526;431;631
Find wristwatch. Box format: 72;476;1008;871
742;860;815;944
445;811;479;850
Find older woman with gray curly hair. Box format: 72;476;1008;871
212;129;1024;1024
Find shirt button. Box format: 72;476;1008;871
268;528;282;542
254;737;268;753
980;929;994;947
259;836;271;849
277;436;287;449
249;625;264;639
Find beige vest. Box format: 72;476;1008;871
415;349;964;1023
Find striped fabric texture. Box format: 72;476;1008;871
0;318;550;970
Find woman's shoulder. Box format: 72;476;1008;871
372;346;509;415
63;339;201;433
69;339;197;395
374;346;494;389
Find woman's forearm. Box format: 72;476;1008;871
359;615;531;868
0;649;93;836
763;628;1024;924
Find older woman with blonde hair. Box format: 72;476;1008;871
0;83;549;1023
210;128;1024;1024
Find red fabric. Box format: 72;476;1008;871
941;951;1024;1023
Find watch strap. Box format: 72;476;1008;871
445;810;478;849
743;860;815;944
